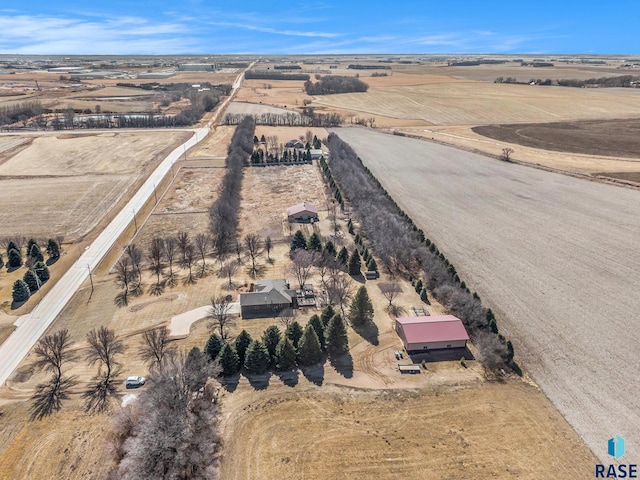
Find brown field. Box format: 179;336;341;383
0;132;189;241
314;82;640;126
234;79;311;109
187;125;236;158
226;101;299;116
333;127;640;464
220;381;595;480
473;118;640;159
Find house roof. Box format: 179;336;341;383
396;315;469;344
240;279;292;307
286;202;318;216
285;139;304;148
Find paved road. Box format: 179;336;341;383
333;127;640;464
0;63;253;387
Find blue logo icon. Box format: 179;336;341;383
608;436;625;460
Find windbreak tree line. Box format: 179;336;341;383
325;133;514;368
304;75;369;95
208;116;256;254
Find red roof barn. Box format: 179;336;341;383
395;315;469;352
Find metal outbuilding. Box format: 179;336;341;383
395;315;469;352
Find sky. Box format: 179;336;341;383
0;1;638;55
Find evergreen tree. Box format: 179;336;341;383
354;233;362;245
349;286;374;327
348;250;361;276
12;279;30;303
218;343;240;376
285;321;304;349
308;232;322;251
420;287;429;304
234;330;253;366
0;252;4;269
7;248;22;268
297;324;322;366
275;337;297;370
489;318;499;334
6;241;20;257
308;314;325;350
23;270;40;293
415;279;423;294
362;247;370;263
33;261;50;283
46;239;60;259
27;239;38;255
290;230;307;252
336;246;348;265
204;333;223;361
243;340;271;374
262;325;282;360
325;314;349;356
320;305;335;327
506;340;514;362
260;134;266;143
366;257;378;272
253;135;259;144
323;240;336;257
29;243;44;262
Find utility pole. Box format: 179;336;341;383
152;183;158;205
87;264;94;302
132;208;138;232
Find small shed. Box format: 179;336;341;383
365;271;378;280
395;315;469;352
309;149;324;159
287;202;319;222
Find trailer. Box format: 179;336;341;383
398;364;421;374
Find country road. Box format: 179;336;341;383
0;62;253;387
333;127;640;464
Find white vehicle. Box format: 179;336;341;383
126;376;146;388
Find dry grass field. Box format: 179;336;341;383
225;101;299;116
0;131;189;241
220;381;596;480
315;82;640;126
333;127;640;464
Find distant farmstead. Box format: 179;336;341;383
285;139;304;149
395;315;469;352
287;202;318;223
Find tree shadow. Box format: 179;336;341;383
114;291;129;307
510;361;523;376
352;321;379;346
6;264;21;274
46;257;59;267
408;346;475;364
275;369;299;387
246;263;267;279
244;372;271;390
300;364;324;386
30;375;77;420
148;282;165;297
221;373;240;392
350;273;365;284
328;352;353;378
11;299;28;310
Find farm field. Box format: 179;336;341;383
472;118;640;159
225;101;300;116
315;82;640;126
220;380;596;480
333;127;640;464
0;131;190;240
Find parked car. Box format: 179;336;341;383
394;351;401;360
126;376;146;388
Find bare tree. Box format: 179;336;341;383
501;147;513;162
194;233;211;278
114;256;137;306
219;260;238;290
290;249;317;289
265;236;273;262
162;237;178;287
328;201;339;233
326;272;354;316
183;244;197;285
84;327;126;413
148;237;164;296
234;239;243;263
30;329;77;419
379;282;402;308
207;295;235;340
140;326;173;371
244;233;263;277
176;231;190;264
126;244;143;284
